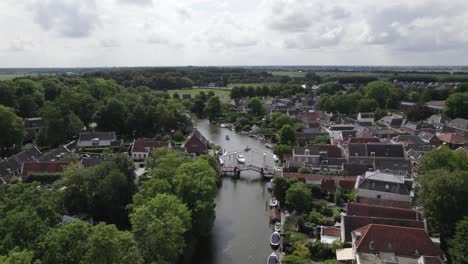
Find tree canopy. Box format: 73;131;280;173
0;105;25;156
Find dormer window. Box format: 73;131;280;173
369;240;375;250
305;149;310;155
370;152;375;157
91;138;100;146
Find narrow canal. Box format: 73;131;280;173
191;118;274;264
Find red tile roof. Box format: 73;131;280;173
132;139;169;153
437;133;468;144
352;224;441;257
357;196;411;209
346;203;417;220
321;178;356;193
321;226;341;237
284;173;357;184
21;162;66;176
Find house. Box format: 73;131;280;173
443;118;468;136
321;226;341;244
295;128;329;143
377;116;405;129
340;202;424;242
391;135;426;146
321;178;356;194
286;144;345;171
351;224;442;264
283;172;357;187
80;157;112;168
183;130;209;155
39;145;72;162
347;143;411;175
356;196;411;209
417;132;439;145
348;137;381;144
130;139;169;161
21;162;66;177
402;121;435;135
24;117;42;141
436;133;468;149
357;112;374;126
297;111;323;128
360;127;406;140
326;125;356;141
0;146;42;183
355;170;413;203
77;132;118;148
424;114;449;132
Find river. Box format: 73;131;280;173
191;118;274;264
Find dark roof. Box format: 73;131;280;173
21;162;66;176
349;137;381;144
352;224;441;257
132;139;169;153
78;132;117;142
418;131;436;142
393;135;425;145
348;143;405;157
378;116;405;128
329;125;355;131
425;114;449;124
294;144;342;158
38;145;71;162
447;118;468;130
15;147;42;163
80;157;112;168
24;117;42;129
359;112;374;119
356;196;411;209
341;130;357;139
346;203;417;220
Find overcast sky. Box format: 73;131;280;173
1;0;467;67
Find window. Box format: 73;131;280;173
377;194;381;199
387;242;392;250
385;184;389;190
370;152;375;157
369;241;375;250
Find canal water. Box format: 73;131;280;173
191;119;274;264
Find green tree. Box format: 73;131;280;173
130;194;191;264
247;97;264;116
364;81;393;108
445;92;468;119
0;81;17;108
357;98;379;112
278;125;296;145
373;108;387;121
285;182;312;213
418;146;468;174
93;98;128;135
317;82;344;95
282;254;309;264
40;221;91;264
273;144;292;162
0;249;38;264
298;167;311;174
417;169;468;243
0;105;25;156
39;102;83;147
83;223;143;264
204;96;222;121
173;159;218;236
448;217;468;264
272;177;297;207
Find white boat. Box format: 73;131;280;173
236;154;246;164
220;123;226;128
267;181;273;191
273;154;279;163
269;198;278;208
269;231;281;250
274;222;281;232
265;143;273;149
219;157;224;166
267;252;279;264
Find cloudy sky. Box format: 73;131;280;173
1;0;468;67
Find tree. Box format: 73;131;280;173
173;159;218;236
298;167;311;174
285;182;312;213
282;254;309;264
273;113;295;130
273;144;292;162
445;92;468;119
364;81;394;108
357;98;379;112
39;102;83;147
191;97;205;117
272;177;297;207
40;221;91;264
204;96;222;121
448;217;468;264
0;81;17;108
130;194;191;264
317;82;344;95
83;223;143;264
247;97;264;116
0;249;38;264
0;105;25;156
93;98;128;135
373;108;387;121
278;125;296;145
418;146;468;174
417;169;468;243
305;72;321;83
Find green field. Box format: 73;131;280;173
0;74;26;80
167;88;231;99
227;82;280;88
270;71;307;77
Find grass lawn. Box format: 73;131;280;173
0;74;26;80
270;71;307;78
166;88;231;99
227;82;280;88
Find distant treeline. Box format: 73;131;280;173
391;76;468;82
322;76;378;84
82;67;285;90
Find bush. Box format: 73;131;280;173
298;167;311;174
307;240;334;260
172;131;185;142
308;210;327;225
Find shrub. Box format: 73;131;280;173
298;167;311;174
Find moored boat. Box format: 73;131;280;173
267;252;279;264
244;146;251;151
274;222;281;232
269;198;278;208
265;143;273;149
270;231;281;250
219;157;224;166
225;135;230;140
236;154;246;164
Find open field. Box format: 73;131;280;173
166;88;231;99
0;74;27;80
227;82;280;88
270;71;307;77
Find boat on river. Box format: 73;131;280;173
236;154;246;164
220;123;226;128
225;135;230;140
269;198;278;208
273;154;279;163
274;222;281;232
244;146;251;152
270;231;281;250
267;252;279;264
265;143;273;149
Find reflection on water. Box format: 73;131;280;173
191;119;274;264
